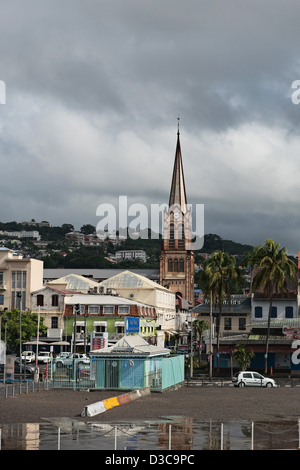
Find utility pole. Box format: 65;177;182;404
189;310;193;379
209;291;213;381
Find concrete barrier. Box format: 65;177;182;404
81;388;150;417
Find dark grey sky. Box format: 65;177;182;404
1;0;300;253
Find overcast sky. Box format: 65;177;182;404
1;0;300;253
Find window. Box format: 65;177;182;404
88;305;100;314
224;318;231;330
285;306;293;318
118;305;130;315
271;306;277;318
51;316;58;328
0;295;3;305
103;305;115;314
239;318;246;330
52;295;59;307
73;304;85;315
94;321;107;332
254;306;263;318
253;373;263;379
12;271;26;289
243;373;252;378
178;224;185;249
115;322;125;334
169;223;175;249
174;259;178;272
37;295;44;307
168;259;173;272
16;271;21;289
12;291;26;310
179;259;184;272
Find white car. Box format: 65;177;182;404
37;351;51;363
55;353;89;367
21;351;36;363
55;352;70;360
232;371;276;388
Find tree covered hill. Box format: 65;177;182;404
0;221;256;269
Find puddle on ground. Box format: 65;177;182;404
1;416;298;450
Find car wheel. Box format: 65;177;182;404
266;382;273;387
238;381;245;387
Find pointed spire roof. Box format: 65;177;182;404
168;123;187;213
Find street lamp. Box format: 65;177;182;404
3;316;7;383
189;310;194;380
209;291;213;381
16;292;22;376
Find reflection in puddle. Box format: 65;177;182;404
0;417;298;450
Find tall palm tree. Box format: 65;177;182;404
246;238;297;374
199;250;245;373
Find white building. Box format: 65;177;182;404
98;270;177;330
115;250;147;263
0;247;43;311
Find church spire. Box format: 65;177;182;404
168;120;187;213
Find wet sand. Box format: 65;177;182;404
1;385;300;425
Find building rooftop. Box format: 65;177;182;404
99;270;171;293
91;334;170;357
47;273;99;290
43;268;160;282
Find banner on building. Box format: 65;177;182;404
283;327;300;340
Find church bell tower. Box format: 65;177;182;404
159;124;195;306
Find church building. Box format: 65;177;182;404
159;126;195;306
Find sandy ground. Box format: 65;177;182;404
1;384;300;425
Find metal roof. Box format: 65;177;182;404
99;270;171;292
91;334;170;357
43;268;160;281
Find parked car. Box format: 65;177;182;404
21;351;36;363
55;353;89;367
232;371;276;388
37;351;51;363
0;361;35;376
55;352;70;360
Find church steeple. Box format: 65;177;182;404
168;123;187;213
159;122;195;306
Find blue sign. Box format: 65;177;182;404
125;317;140;333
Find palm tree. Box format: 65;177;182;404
199;250;245;373
233;344;254;371
246;238;297;374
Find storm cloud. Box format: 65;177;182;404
1;0;300;253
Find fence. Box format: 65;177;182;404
0;379;51;399
1;419;300;450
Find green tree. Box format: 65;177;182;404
246;238;297;374
233;344;254;371
199;250;245;373
80;224;96;235
1;310;47;354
